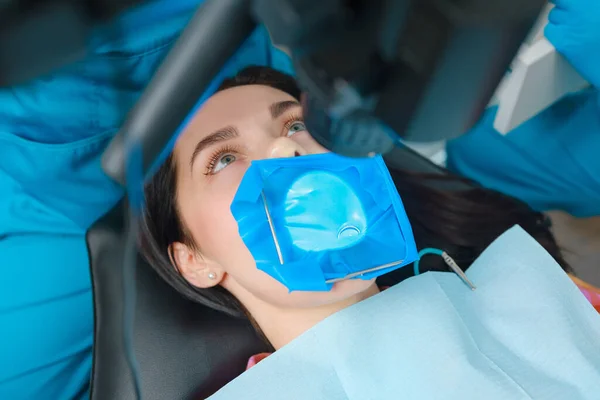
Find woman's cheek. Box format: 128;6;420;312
228;160;251;196
210;159;250;199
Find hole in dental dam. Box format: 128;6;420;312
338;225;360;239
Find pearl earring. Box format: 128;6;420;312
207;272;217;280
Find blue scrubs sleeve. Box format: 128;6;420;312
0;235;94;400
447;89;600;217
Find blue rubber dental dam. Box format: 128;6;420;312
230;153;418;291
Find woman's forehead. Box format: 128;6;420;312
175;85;296;149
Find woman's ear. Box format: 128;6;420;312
169;242;224;288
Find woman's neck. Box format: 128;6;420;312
248;283;380;350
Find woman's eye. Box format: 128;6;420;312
213;154;236;173
286;121;307;137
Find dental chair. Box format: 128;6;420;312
87;203;267;400
86;145;468;400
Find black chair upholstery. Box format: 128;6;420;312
87;145;464;400
87;203;267;400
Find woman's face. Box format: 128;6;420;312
171;84;376;310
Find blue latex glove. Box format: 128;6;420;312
545;0;600;88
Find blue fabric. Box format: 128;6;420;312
0;0;293;397
0;235;94;400
447;88;600;217
209;226;600;400
231;153;418;292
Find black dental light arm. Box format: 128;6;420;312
101;0;257;187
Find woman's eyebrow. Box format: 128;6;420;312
189;125;239;172
269;100;300;119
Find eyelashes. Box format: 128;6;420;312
203;112;306;175
281;112;304;134
204;144;240;175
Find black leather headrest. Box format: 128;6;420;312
87;145;461;400
87;203;267;400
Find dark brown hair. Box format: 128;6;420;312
139;66;570;319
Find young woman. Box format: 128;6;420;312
139;66;599;356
